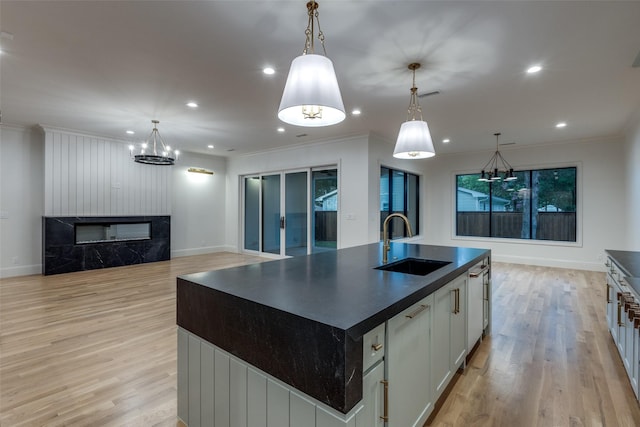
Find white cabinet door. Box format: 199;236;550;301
433;273;468;400
606;273;616;339
616;287;627;358
633;325;640;399
468;265;484;352
387;294;433;427
450;275;467;370
355;361;384;427
482;268;491;331
432;281;453;399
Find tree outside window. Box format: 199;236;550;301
456;167;576;242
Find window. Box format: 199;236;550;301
380;167;419;240
456;167;577;242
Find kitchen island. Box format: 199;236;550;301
177;243;490;427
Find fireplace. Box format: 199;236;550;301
42;216;170;275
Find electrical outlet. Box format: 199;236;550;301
11;256;18;265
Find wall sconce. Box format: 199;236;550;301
187;167;214;175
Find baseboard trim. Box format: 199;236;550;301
492;254;604;272
0;264;42;279
171;245;234;258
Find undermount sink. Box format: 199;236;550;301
375;258;451;276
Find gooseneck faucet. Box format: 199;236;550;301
382;213;413;264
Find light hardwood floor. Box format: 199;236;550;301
1;255;639;426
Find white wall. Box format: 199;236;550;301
0;126;44;277
0;125;225;277
225;135;371;252
43;127;171;216
625;110;640;250
1;123;633;277
367;133;431;243
420;136;627;271
171;151;228;257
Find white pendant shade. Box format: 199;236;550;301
278;54;345;127
393;120;436;159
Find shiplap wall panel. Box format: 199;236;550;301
178;328;361;427
248;368;267;427
201;341;216;426
177;329;189;425
43;128;171;216
188;335;202;427
215;349;231;426
230;358;248;426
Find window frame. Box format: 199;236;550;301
454;165;580;245
380;166;420;240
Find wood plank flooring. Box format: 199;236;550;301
0;253;265;427
1;255;639;426
428;263;640;427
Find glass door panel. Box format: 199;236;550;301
262;174;281;254
244;177;260;251
285;172;308;256
312;169;338;253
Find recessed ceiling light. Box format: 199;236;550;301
186;101;198;108
126;130;135;135
277;127;285;133
527;65;542;74
442;138;450;143
207;144;214;149
351;109;361;116
556;122;567;128
263;67;275;75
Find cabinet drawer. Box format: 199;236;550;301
363;323;385;372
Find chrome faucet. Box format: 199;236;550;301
382;213;413;264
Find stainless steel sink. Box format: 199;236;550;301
375;258;451;276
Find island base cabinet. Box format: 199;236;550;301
178;327;363;427
354;361;384;427
386;294;433;427
432;273;468;400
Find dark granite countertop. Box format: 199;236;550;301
177;242;489;413
606;250;640;277
605;250;640;295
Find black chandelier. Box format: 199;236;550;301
478;132;517;182
129;120;179;166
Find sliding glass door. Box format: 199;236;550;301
312;169;338;253
285;172;308;256
243;167;337;256
262;174;281;254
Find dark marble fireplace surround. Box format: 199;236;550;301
42;216;170;275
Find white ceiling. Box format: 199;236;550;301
1;1;639;157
